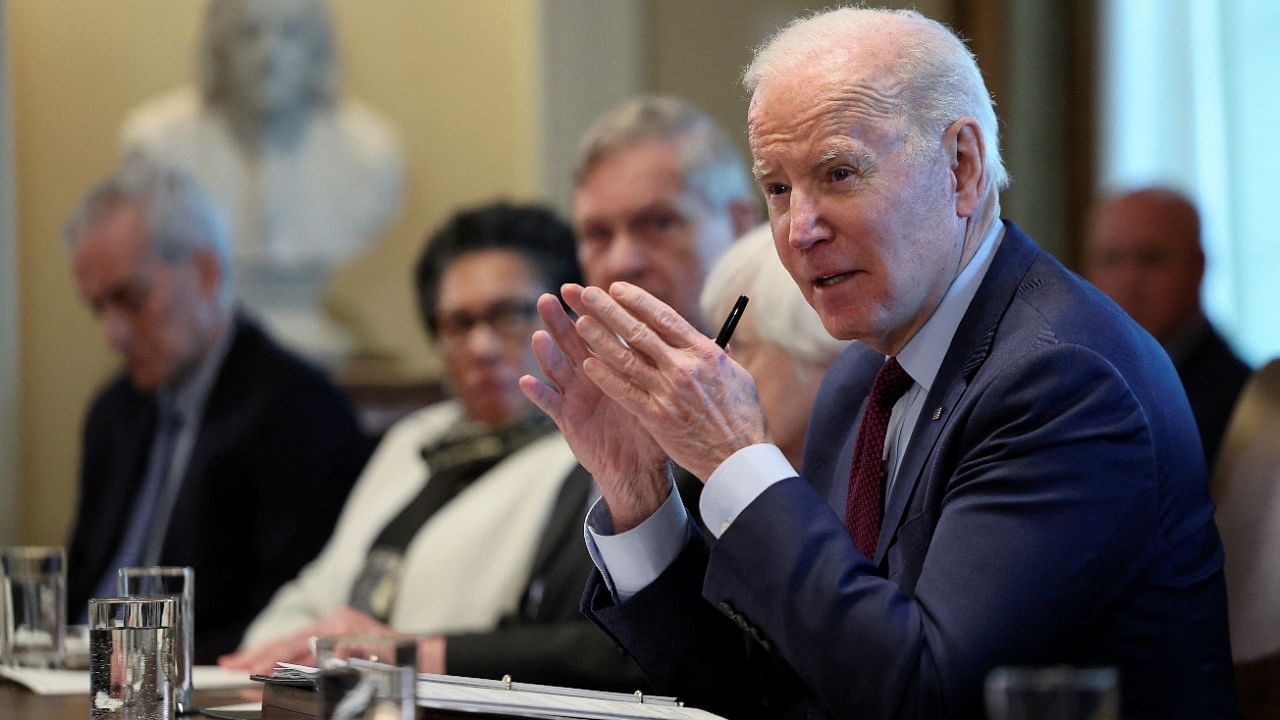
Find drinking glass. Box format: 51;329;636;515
314;634;416;720
985;665;1120;720
89;596;177;720
0;545;66;668
119;566;194;714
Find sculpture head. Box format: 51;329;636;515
200;0;337;121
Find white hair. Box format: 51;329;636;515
574;95;755;213
700;224;850;367
744;6;1009;191
64;158;235;310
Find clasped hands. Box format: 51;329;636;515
518;282;768;532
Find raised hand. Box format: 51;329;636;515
519;287;673;532
564;281;769;482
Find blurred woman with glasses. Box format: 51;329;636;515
221;203;646;690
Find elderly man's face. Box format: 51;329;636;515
222;0;319;117
573;140;736;331
72;203;220;392
748;62;965;354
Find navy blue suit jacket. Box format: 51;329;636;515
583;223;1237;719
68;316;371;662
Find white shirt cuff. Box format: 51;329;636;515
700;443;796;538
584;483;690;602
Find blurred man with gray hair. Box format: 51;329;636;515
571;95;759;332
65;161;370;661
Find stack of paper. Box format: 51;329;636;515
0;665;259;695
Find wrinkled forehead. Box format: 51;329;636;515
753;44;907;123
747;69;913;173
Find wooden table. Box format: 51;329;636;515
0;681;261;719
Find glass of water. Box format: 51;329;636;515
88;597;178;720
0;545;66;668
985;665;1120;720
119;567;194;714
314;634;416;720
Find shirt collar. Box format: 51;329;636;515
896;219;1005;391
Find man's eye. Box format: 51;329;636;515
581;227;610;246
831;168;855;182
765;183;790;197
647;213;678;232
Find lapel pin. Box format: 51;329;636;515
932;406;945;421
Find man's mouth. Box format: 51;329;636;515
815;272;854;288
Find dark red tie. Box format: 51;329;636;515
845;357;914;558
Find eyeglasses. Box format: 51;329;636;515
435;299;539;345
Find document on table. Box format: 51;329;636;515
270;664;728;720
0;665;259;695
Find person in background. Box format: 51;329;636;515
221;202;647;691
570;95;759;524
699;224;851;469
521;7;1236;718
65;160;369;662
1083;187;1251;470
571;95;759;333
1208;358;1280;717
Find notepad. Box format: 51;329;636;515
266;663;728;720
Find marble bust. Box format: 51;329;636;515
121;0;404;363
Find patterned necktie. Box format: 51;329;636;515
845;357;914;559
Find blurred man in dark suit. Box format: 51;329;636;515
65;160;369;661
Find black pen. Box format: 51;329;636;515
714;295;749;348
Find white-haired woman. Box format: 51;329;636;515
699;224;852;467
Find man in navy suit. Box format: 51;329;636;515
519;7;1236;719
65;161;369;661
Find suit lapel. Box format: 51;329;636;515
156;320;248;559
872;222;1042;566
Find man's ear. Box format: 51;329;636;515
191;247;223;301
946;117;987;218
728;197;763;238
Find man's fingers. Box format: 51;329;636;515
529;329;575;393
581;356;655;420
608;281;711;350
571;286;673;367
519;373;563;421
573;313;664;391
536;291;591;367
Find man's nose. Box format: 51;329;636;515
787;190;828;250
100;306;132;353
598;232;649;284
